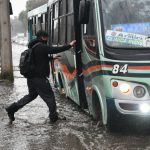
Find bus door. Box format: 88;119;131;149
73;0;88;108
80;0;101;110
82;0;99;60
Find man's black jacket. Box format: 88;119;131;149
28;39;71;78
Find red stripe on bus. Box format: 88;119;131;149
57;63;150;81
60;64;76;80
59;64;113;80
83;64;112;74
128;66;150;70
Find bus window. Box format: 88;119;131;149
53;19;59;45
49;9;53;44
37;16;42;31
45;13;48;32
59;0;66;15
31;17;34;36
41;14;44;24
32;16;37;36
59;0;66;44
102;0;150;48
67;0;73;13
41;14;46;31
59;17;66;44
66;0;74;43
28;18;33;41
54;2;59;18
83;1;98;57
52;2;59;45
66;15;74;43
34;16;37;24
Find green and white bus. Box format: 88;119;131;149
28;0;150;126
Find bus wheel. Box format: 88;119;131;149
92;91;103;126
106;100;119;130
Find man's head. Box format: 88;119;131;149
36;30;48;42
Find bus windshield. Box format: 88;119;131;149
101;0;150;48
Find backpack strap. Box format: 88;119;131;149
32;42;42;49
30;42;42;63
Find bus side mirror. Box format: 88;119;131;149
79;0;90;24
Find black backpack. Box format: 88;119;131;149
19;43;41;78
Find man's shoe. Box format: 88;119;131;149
8;112;15;121
58;116;66;121
5;108;15;122
50;115;66;123
5;103;18;123
50;116;58;123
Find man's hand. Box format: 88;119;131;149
70;40;76;47
53;55;61;60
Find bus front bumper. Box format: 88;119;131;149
106;98;150;125
115;99;150;116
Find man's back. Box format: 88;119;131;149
28;39;50;78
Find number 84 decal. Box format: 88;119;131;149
112;64;128;74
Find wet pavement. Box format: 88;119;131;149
1;44;150;150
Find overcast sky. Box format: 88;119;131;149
10;0;28;18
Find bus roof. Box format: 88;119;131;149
28;4;47;18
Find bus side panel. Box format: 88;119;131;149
49;0;81;105
53;50;80;105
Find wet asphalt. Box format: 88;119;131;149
1;44;150;150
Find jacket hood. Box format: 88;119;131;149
28;38;42;48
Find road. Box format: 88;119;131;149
0;43;150;150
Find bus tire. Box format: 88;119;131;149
91;91;103;125
106;99;120;130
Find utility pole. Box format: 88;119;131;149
0;0;13;81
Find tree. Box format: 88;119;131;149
18;10;28;35
11;18;26;37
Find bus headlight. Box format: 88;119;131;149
120;83;130;94
133;86;146;98
111;80;149;100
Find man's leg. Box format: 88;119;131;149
33;78;58;122
6;78;38;122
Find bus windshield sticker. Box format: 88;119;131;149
111;22;150;37
105;30;148;47
112;64;128;74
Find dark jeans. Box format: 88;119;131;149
15;77;57;119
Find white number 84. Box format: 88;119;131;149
112;64;128;74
